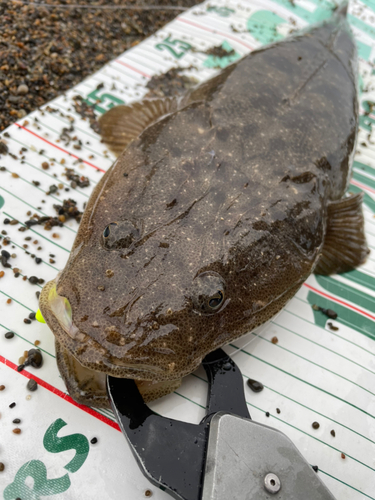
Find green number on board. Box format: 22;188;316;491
3;460;71;500
83;88;125;114
4;419;90;499
43;418;89;473
155;35;192;59
207;6;235;17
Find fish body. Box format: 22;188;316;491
40;10;368;407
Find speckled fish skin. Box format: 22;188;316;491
40;12;361;406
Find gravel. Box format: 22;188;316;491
0;0;202;131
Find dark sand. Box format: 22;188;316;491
0;0;202;131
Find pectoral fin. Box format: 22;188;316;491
314;192;370;275
99;97;178;156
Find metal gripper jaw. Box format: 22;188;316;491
107;348;336;500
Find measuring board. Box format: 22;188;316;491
0;0;375;499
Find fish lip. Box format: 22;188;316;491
39;279;180;379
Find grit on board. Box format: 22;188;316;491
0;0;375;499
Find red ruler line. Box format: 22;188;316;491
14;123;106;173
303;283;375;321
177;17;254;50
0;354;120;432
351;179;375;194
115;60;151;78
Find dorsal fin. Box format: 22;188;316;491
314;192;370;275
98;97;178;156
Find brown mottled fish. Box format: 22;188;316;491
40;7;369;408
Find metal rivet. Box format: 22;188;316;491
264;473;281;494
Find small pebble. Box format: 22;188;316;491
6;298;12;304
4;331;14;339
144;490;152;498
327;322;339;331
0;271;4;278
1;250;10;259
0;462;4;472
9;402;16;408
341;453;346;459
247;378;264;393
265;412;270;417
27;379;38;392
312;465;319;473
28;276;39;284
90;437;98;444
1;256;11;268
322;309;337;319
276;408;281;414
331;430;336;437
13;418;21;424
312;422;320;429
25;349;43;368
271;336;278;344
13;428;21;434
29;312;36;320
17;84;29;95
0;385;5;391
35;257;42;264
24;318;31;324
312;305;338;319
34;340;41;346
41;162;49;170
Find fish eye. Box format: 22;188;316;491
191;272;226;314
102;220;139;250
103;223;117;239
208;290;224;310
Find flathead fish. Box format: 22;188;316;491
40;6;369;407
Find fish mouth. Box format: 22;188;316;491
39;279;170;379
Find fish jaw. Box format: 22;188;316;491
55;338;182;408
39;278;189;380
40;279;184;406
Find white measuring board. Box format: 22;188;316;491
0;0;375;499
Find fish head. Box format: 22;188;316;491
40;149;320;386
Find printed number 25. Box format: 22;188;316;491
155;35;192;59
